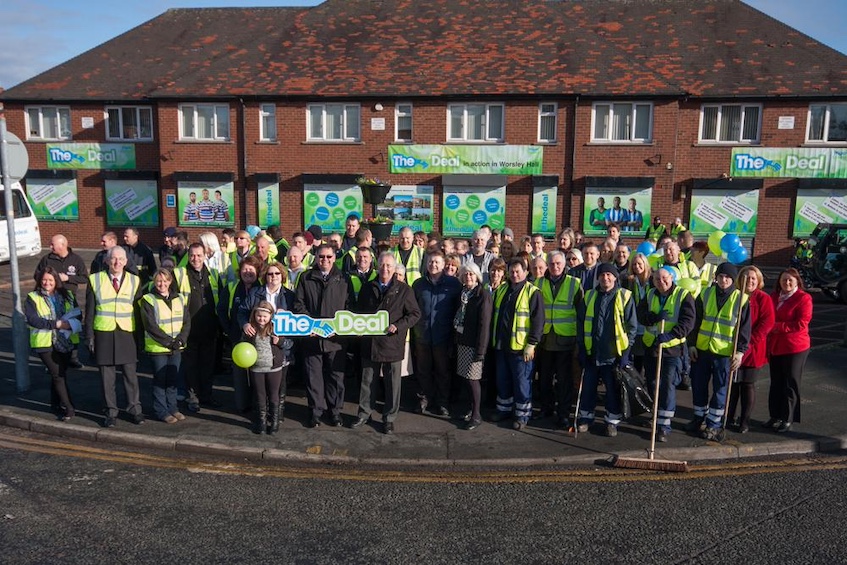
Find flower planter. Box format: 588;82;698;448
363;221;394;242
359;183;392;205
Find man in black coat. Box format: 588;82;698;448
293;244;353;428
122;227;157;287
350;252;421;434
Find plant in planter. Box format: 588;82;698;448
362;213;394;242
356;176;392;205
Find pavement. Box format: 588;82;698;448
1;249;846;469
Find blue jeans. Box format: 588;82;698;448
643;355;682;432
495;350;533;422
151;352;181;420
691;352;730;429
578;363;622;425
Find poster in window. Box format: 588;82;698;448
582;187;652;237
25;177;79;221
257;182;280;229
303;184;363;233
689;188;759;236
442;185;505;237
380;185;434;235
792;188;847;237
105;179;159;227
177;181;234;227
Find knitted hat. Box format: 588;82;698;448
307;225;323;240
163;227;177;237
501;227;515;239
715;262;738;280
596;262;619;278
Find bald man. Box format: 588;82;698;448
36;234;89;300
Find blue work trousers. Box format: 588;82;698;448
691;352;730;429
578;363;622;425
495;350;534;423
643;355;682;432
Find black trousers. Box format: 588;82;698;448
768;350;809;424
536;347;575;417
39;349;73;414
182;333;218;404
415;342;451;408
304;349;346;418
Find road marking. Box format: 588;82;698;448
2;432;847;483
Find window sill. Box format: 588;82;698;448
255;140;280;145
105;139;155;143
175;139;233;144
25;138;72;143
536;141;559;146
801;142;847;147
302;140;363;145
693;142;760;147
586;141;654;146
444;140;505;145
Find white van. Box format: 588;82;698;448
0;181;42;262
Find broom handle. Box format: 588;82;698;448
648;320;665;460
721;273;748;431
573;369;584;437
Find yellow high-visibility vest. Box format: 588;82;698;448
90;271;139;332
642;285;688;348
696;286;748;356
141;293;186;354
492;282;540;350
583;288;632;356
536;275;579;336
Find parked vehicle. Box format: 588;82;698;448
0;182;42;263
796;223;847;303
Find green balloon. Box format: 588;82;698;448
677;277;700;297
647;252;663;270
232;341;258;369
708;230;727;256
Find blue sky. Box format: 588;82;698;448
0;0;844;89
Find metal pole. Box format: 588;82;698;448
0;113;30;392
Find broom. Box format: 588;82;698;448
715;272;749;442
612;319;690;472
567;368;585;438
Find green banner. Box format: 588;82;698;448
258;182;280;229
442;185;505;237
105;179;159;227
730;147;847;178
689;188;759;236
381;185;434;235
583;187;652;237
303;184;363;233
792;188;847;237
177;181;234;227
531;183;558;236
25;177;79;221
389;144;543;175
46;143;136;170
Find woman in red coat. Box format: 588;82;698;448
766;268;812;433
728;266;775;433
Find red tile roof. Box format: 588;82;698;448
3;0;846;101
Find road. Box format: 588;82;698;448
1;429;846;564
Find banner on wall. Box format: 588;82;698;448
380;185;434;235
730;147;847;179
531;183;558;237
177;181;234;227
25;177;79;221
46;143;137;170
257;182;281;229
689;188;759;236
442;185;506;237
303;184;363;233
105;179;159;227
792;188;847;237
389;144;543;175
583;187;652;237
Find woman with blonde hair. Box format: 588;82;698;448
623;253;652;371
199;231;229;275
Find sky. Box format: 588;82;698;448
0;0;845;90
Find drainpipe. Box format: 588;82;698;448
566;94;580;228
239;97;249;228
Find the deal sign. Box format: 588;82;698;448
273;310;389;338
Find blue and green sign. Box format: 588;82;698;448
389;145;543;175
730;147;847;179
273;310;388;337
46;143;136;170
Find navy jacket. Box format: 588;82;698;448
412;273;462;346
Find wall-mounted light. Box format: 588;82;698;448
666;162;673;171
373;103;384;112
643;153;662;167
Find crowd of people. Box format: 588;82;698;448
24;215;813;441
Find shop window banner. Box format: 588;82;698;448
583;187;652;237
46;143;137;170
689;188;759;236
730;147;847;179
442;185;505;237
258;182;280;229
792;188;847;237
26;177;79;221
177;181;234;227
389;144;543;175
379;185;434;236
531;184;558;237
303;184;363;233
105;179;159;227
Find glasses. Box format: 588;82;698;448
318;255;335;259
266;272;282;276
236;236;248;240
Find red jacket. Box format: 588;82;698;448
741;289;775;368
767;289;812;356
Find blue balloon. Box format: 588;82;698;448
636;241;655;256
727;246;749;265
720;233;742;253
661;266;679;282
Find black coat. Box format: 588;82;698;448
139;290;192;355
84;271;144;366
455;286;493;357
357;279;421;363
293;266;352;353
237;284;296;360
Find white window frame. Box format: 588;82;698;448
25;106;72;140
307;103;361;142
105;106;154;141
538;102;558;143
395;103;413;142
178;103;230;141
259;103;277;141
447;103;505;142
806;103;847;143
698;103;761;144
590;102;653;143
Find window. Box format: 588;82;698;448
396;103;413;142
538;103;557;142
260;104;277;141
179;104;230;140
307;103;360;141
448;103;504;142
807;103;847;143
699;104;761;143
591;102;652;142
26;106;71;140
106;106;153;141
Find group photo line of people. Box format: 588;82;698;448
27;212;812;440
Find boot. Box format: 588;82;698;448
268;403;282;434
252;408;267;435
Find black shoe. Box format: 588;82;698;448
435;406;450;417
187;402;200;413
69;360;84;369
383;422;394;435
685;416;705;432
531;408;553;421
466;418;482;431
762;418;781;429
702;427;720;441
676;375;691;391
350;416;368;429
776;421;792;433
657;429;669;443
133;414;146;425
738;423;749;434
555;418;570;430
103;417;116;428
490;411;511;423
329;413;343;427
453;410;472;422
308;416;321;428
414;398;427;415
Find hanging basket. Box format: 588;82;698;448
359;183;392;205
363;220;394;242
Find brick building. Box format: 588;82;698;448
2;0;846;264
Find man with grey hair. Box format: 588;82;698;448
351;252;421;434
462;229;496;284
85;246;144;427
393;226;425;286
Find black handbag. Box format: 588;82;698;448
615;364;653;420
